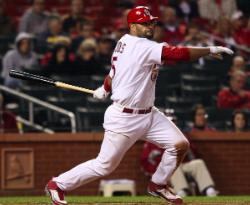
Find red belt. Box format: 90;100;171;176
122;107;152;114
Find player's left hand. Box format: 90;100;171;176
209;46;234;60
93;86;109;100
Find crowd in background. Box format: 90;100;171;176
0;0;250;133
1;1;249;197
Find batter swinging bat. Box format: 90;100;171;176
9;70;94;94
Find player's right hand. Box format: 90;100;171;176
93;86;109;100
209;46;234;59
209;46;234;55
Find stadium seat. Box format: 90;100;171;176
154;96;165;107
76;107;105;131
99;179;136;197
245;76;250;90
155;84;179;98
158;65;181;86
206;107;234;130
165;96;200;125
166;96;201;110
46;96;82;112
203;56;232;78
0;36;15;55
20;86;59;100
181;74;217;87
51;75;91;88
181;85;218;106
90;75;105;89
191;64;218;77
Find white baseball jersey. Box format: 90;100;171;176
110;34;165;108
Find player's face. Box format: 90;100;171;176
134;21;156;39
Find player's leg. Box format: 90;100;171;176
46;131;138;204
182;159;218;196
144;108;189;204
145;108;189;185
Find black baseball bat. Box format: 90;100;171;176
9;70;94;94
9;70;55;85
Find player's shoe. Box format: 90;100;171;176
45;180;67;205
147;181;183;204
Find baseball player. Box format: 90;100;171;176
45;6;233;205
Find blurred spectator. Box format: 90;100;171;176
0;0;15;36
96;37;115;73
135;0;172;17
171;147;218;197
113;8;131;30
153;21;165;43
110;22;128;42
74;38;101;75
240;17;250;47
182;23;211;47
236;0;250;17
1;33;39;88
212;17;236;48
19;0;49;36
140;141;218;197
230;109;248;132
186;104;215;131
217;70;250;109
198;0;237;22
168;0;199;22
62;0;86;36
161;7;185;45
0;92;18;133
228;56;246;76
71;21;96;52
182;23;201;46
231;11;246;45
43;44;74;76
37;15;67;52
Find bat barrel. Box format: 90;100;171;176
9;70;55;85
9;69;94;95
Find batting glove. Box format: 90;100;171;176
93;86;109;100
209;46;234;55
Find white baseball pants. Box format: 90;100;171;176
54;104;189;191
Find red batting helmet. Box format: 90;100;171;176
127;6;159;27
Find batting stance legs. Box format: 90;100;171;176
46;107;189;204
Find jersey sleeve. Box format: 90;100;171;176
140;40;166;65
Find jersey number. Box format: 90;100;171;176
151;64;158;81
111;56;117;78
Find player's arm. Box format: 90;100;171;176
161;46;233;62
93;75;112;100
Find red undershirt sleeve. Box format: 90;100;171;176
103;75;111;92
161;46;190;61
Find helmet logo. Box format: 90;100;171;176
136;11;141;15
144;9;150;16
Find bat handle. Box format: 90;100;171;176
55;82;94;94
